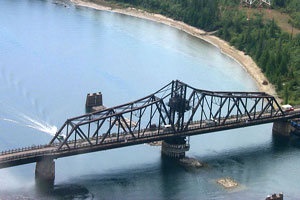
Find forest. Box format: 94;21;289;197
93;0;300;104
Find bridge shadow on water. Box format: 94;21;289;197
192;135;299;169
34;135;300;199
272;134;300;151
35;156;190;200
36;183;93;200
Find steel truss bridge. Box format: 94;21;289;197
1;80;300;168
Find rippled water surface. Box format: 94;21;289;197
0;0;299;199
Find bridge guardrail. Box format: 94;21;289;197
0;148;51;162
0;144;51;156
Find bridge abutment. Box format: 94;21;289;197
35;158;55;189
272;120;291;137
161;137;190;159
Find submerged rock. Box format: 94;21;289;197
217;177;238;189
179;157;203;168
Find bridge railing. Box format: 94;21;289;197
0;144;56;164
0;144;51;156
0;149;55;162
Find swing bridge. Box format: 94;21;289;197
0;80;299;185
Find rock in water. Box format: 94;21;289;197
179;157;203;168
217;177;238;189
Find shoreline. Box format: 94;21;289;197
71;0;279;101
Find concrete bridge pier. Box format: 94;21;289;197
161;137;190;159
272;120;292;137
35;158;55;189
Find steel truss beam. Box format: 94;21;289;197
50;80;284;151
241;0;271;6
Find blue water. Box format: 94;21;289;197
0;0;299;199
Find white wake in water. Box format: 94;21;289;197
0;113;58;136
19;113;58;136
0;118;20;124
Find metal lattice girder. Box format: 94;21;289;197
241;0;271;6
260;0;271;6
50;82;175;150
50;80;283;151
243;0;257;5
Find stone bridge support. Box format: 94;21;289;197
161;137;190;159
272;120;292;137
35;158;55;188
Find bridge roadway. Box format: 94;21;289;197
1;108;299;169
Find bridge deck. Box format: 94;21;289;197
1;109;299;169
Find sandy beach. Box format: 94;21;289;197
71;0;279;101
